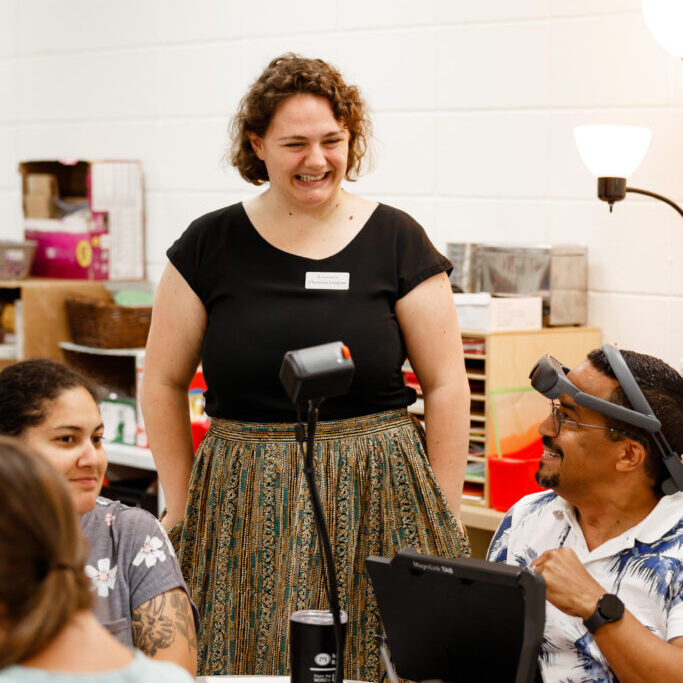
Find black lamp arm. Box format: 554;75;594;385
597;178;683;217
626;187;683;217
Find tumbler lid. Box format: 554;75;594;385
290;609;348;625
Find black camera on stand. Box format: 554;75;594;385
280;341;354;405
279;342;355;683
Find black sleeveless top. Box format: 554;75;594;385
167;202;452;422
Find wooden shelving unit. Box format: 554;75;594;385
0;278;108;369
405;326;601;510
406;326;600;556
462;326;601;508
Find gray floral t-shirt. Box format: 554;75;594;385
81;497;198;646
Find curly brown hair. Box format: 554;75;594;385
230;53;372;185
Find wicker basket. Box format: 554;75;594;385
65;295;152;349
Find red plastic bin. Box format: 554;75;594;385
191;420;210;452
487;440;546;512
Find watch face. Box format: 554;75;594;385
599;593;625;621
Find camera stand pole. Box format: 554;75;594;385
295;400;345;683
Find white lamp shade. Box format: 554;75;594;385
574;125;652;178
642;0;683;58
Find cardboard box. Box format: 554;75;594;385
24;194;57;219
453;293;542;331
26;173;58;196
24;173;59;218
19;160;145;280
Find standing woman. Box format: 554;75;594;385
142;53;471;679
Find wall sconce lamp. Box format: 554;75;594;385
574;125;683;217
642;0;683;59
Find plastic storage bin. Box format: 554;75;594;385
487;441;546;512
0;240;37;280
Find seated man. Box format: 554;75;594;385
487;345;683;683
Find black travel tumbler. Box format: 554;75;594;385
289;609;348;683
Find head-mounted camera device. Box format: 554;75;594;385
529;343;683;495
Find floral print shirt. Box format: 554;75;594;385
81;497;198;646
487;490;683;683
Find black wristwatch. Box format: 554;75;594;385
583;593;625;634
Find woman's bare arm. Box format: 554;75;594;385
395;272;470;520
142;263;206;529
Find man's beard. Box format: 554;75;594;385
536;435;562;488
535;468;559;489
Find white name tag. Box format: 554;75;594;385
305;272;350;290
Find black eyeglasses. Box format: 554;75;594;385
548;402;646;446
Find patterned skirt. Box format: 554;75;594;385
169;408;470;680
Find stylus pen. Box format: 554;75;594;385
380;643;400;683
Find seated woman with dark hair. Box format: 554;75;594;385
0;360;198;676
0;436;193;682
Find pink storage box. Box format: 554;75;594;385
19;159;144;281
25;217;109;280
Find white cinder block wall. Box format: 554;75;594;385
0;0;681;368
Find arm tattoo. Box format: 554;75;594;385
131;592;174;656
170;588;198;653
131;588;197;657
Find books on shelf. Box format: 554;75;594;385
465;461;485;483
462;482;485;502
